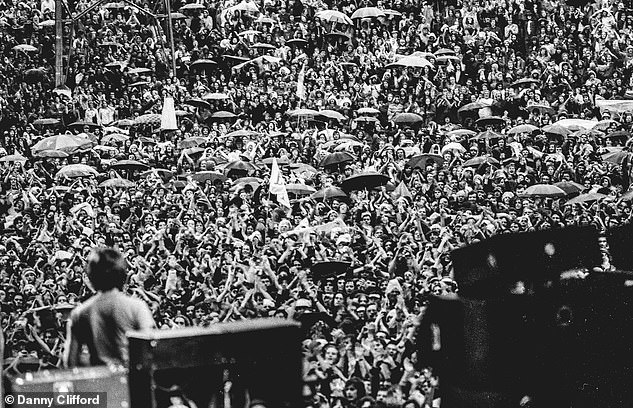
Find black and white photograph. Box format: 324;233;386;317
1;0;633;406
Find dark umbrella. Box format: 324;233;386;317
190;59;217;69
312;186;348;200
605;130;631;140
223;160;258;172
511;78;540;87
407;154;445;169
287;38;308;46
472;130;504;140
602;150;630;165
393;112;424;124
462;156;500;168
210;111;237;120
341;172;390;191
310;261;351;280
286;183;317;195
475;116;505;128
183;98;212;110
319;151;355;167
191;171;227;184
565;192;606;205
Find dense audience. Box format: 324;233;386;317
1;0;633;405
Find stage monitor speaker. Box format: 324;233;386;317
8;365;128;408
128;318;302;408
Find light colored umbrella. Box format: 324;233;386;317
203;92;230;100
554;181;585;195
190;59;217;68
180;3;205;10
110;160;150;171
393;112;424;124
210;111;237;120
33;118;60;126
287;108;319;117
191;171;227;184
386;55;433;69
441;142;466;154
286;183;317;195
181;137;207;148
99;178;136;188
318;110;346;121
238;29;261;36
351;7;385;19
32;134;92;153
35;150;69;158
13;44;37;52
56;164;99;178
508;124;539;135
357;107;380;115
0;154;27;163
102;133;129;143
521;184;567;198
127;67;152;75
134;113;162;126
315;9;353;25
224;129;259;138
233;0;259;12
542;124;571;136
565;192;607;205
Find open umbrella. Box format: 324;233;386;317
33;118;60;126
312;186;348;200
315;10;353;24
357;107;380;115
68;121;101;129
475;116;505;127
435;55;461;63
525;104;555;115
458;101;491;113
521;184;566;198
112;119;135;127
434;48;456;56
190;59;217;68
251;42;276;50
286;38;308;46
0;154;27;163
180;2;205;10
341;172;390;191
565;192;606;205
35;150;69;158
508;124;539;135
593;119;620;132
224;129;259;138
290;163;318;175
32;134;92;153
191;171;227;184
319;151;355;167
203;92;230;101
554;181;585;195
99;178;136;188
462;156;500;168
287;108;319;117
542;124;571;137
441;142;466;155
286;183;317;195
602;150;630;165
310;261;350;280
354;116;379;124
13;44;37;52
393;112;424;124
180;137;207;148
224;160;258;172
511;78;540;87
140;168;174;180
210;111;237;120
102;133;129;143
386;55;433;69
351;7;385;19
56;164;99;178
619;189;633;202
318;110;346;121
605;130;631;140
259;157;290;166
407;154;444;169
184;98;212;110
446;129;476;138
134;114;162;126
110;160;150;171
472;130;504;140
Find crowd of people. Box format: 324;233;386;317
1;0;633;405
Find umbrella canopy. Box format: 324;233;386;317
602;150;630;165
341;172;390;191
56;164;99;178
605;130;632;140
180;137;207;148
593;119;620;131
33;118;60;126
99;178;136;188
191;171;227;184
224;159;258;172
110;160;150;171
473;130;504;140
180;2;204;10
210;111;237;120
565;192;607;205
319;151;355;167
251;42;276;50
393;112;424;124
521;184;567;198
190;59;217;68
435;55;461;63
315;9;353;24
68;120;101;129
462;156;500;168
140;168;174;180
619;189;633;202
224;129;259;138
554;181;585;195
312;186;348;200
475;116;505;127
183;98;212;110
290;163;318;175
0;154;27;163
310;261;350;280
508;124;539;135
542;124;571;136
351;7;385;19
441;142;466;155
203;92;230;101
357;107;380;115
318;110;346;121
32;134;92;153
259;156;290;166
232;176;263;191
286;183;317;195
434;48;456;56
134;114;162;126
287;108;319;117
127;67;152;75
446;129;476;138
386;55;433;69
511;78;540;87
101;133;129;143
286;38;308;46
525;104;555;115
407;154;444;169
458;101;491;113
35;150;69;158
13;44;37;52
354;116;379;124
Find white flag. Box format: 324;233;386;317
296;64;306;101
269;158;291;208
160;97;178;131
